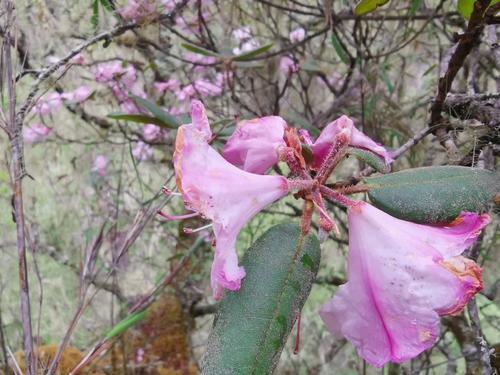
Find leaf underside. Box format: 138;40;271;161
365;166;499;223
201;223;321;375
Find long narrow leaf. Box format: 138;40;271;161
232;43;274;61
107;112;173;129
130;96;181;128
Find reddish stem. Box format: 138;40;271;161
315;132;350;184
294;312;301;355
320;185;358;208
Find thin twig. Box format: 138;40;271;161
2;2;35;374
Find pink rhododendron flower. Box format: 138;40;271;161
92;155;108;177
132;141;154;161
154;79;180;94
280;56;299;74
143;124;164;142
32;93;63;116
223;116;287;174
289;27;306;43
311;115;393;169
320;202;489;367
61;86;92;103
232;26;252;41
23;123;52;144
174;100;290;299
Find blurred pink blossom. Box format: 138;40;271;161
232;39;260;55
32;93;63;116
154;79;180;94
61;86;92;103
23;123;52;144
46;53;85;66
120;100;141;114
92;155;108;177
143;124;164;142
132;141;154;161
232;26;252;41
280;56;299;74
289;27;306;43
120;0;158;22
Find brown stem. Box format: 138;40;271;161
2;2;35;374
429;0;492;161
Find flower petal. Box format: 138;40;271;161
174;102;289;299
223;116;287;174
320;202;486;367
311;115;393;169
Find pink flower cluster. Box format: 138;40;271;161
93;61;146;113
31;86;92;117
23;123;52;145
170;100;489;367
120;0;159;23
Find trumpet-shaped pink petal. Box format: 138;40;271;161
223;116;287;174
311;115;393;169
174;102;289;299
320;202;488;367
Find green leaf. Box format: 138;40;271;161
181;43;222;57
91;0;99;29
458;0;474;19
347;147;390;174
365;166;499;223
233;43;273;61
354;0;391;16
409;0;422;15
104;310;146;340
202;223;321;374
99;0;115;11
233;61;266;69
129;96;181;128
107;112;174;129
331;34;350;64
381;66;394;94
458;0;500;19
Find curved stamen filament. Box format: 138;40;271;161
184;223;213;234
158;211;199;221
